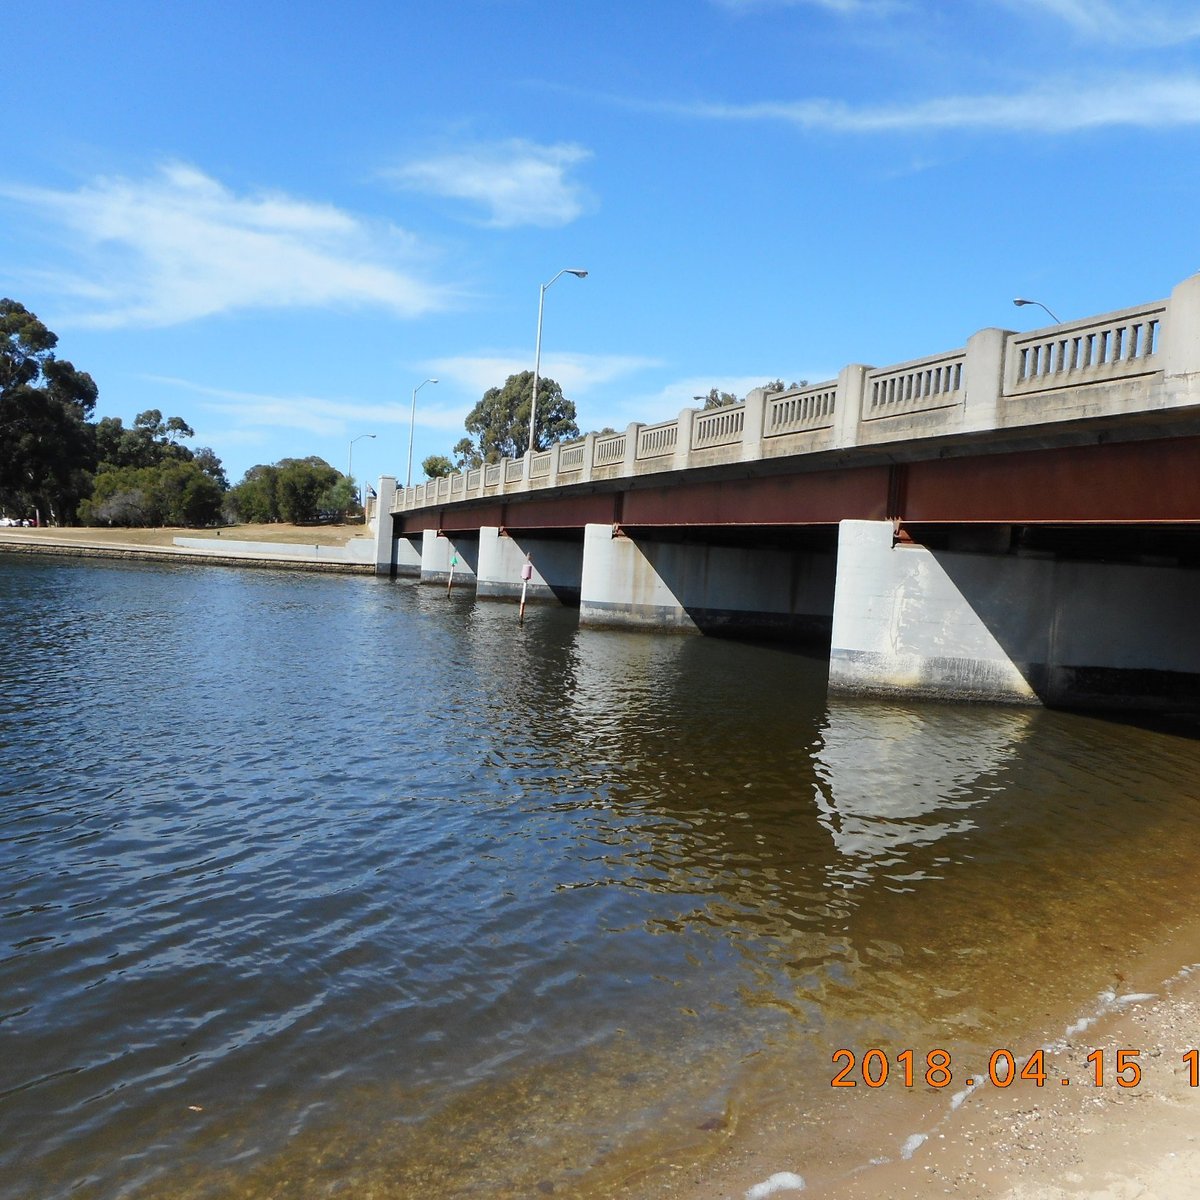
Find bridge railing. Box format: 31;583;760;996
865;351;965;421
1004;301;1165;396
390;276;1200;514
766;382;837;435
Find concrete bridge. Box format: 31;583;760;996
370;271;1200;710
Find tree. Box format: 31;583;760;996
94;408;205;472
225;464;280;524
422;455;453;478
77;460;223;527
702;388;739;409
226;457;347;525
458;371;579;465
0;299;99;523
762;379;807;394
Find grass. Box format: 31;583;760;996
0;523;372;548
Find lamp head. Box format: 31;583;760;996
567;269;588;279
1013;298;1033;307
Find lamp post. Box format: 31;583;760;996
1013;297;1062;324
529;268;587;456
406;378;438;488
348;433;376;508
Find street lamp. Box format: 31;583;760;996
348;433;376;507
529;268;588;456
1013;297;1062;324
406;378;438;488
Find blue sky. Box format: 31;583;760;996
4;0;1200;489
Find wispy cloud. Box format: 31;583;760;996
998;0;1200;47
385;139;594;228
425;351;660;399
0;163;451;329
661;74;1200;133
145;375;449;438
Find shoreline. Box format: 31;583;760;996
0;525;375;574
645;943;1200;1200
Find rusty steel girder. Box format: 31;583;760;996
393;436;1200;536
901;436;1200;524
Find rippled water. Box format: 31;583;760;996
2;553;1200;1198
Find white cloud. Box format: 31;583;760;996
666;74;1200;133
425;351;661;399
386;139;593;228
0;163;451;329
997;0;1200;47
144;375;447;438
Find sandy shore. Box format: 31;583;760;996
650;959;1200;1200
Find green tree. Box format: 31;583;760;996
319;476;357;517
458;371;579;465
0;299;99;523
422;454;454;478
94;408;204;471
276;456;340;523
78;460;223;527
225;464;280;524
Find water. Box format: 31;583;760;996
2;553;1200;1198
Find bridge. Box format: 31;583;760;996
369;272;1200;710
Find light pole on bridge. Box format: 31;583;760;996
529;268;588;457
1013;297;1062;324
406;378;438;489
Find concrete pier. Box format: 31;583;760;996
578;523;836;639
829;520;1200;709
420;529;478;585
475;527;584;605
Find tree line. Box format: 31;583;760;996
0;299;356;527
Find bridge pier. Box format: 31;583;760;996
577;523;836;640
475;527;584;605
830;520;1200;709
420;529;478;586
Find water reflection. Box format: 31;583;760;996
812;700;1031;888
4;557;1200;1200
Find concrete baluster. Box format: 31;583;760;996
579;432;597;483
832;364;869;450
962;327;1011;432
1164;271;1200;381
673;407;696;472
622;422;643;477
741;388;767;462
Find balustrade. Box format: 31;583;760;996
1007;304;1164;394
865;352;964;420
594;433;626;465
766;384;837;435
693;405;745;448
637;421;679;459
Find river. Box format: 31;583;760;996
2;552;1199;1198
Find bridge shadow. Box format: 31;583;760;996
915;525;1200;717
624;526;838;649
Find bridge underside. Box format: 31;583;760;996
397;436;1200;536
386;436;1200;712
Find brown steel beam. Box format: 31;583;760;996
620;465;891;527
903;437;1200;524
